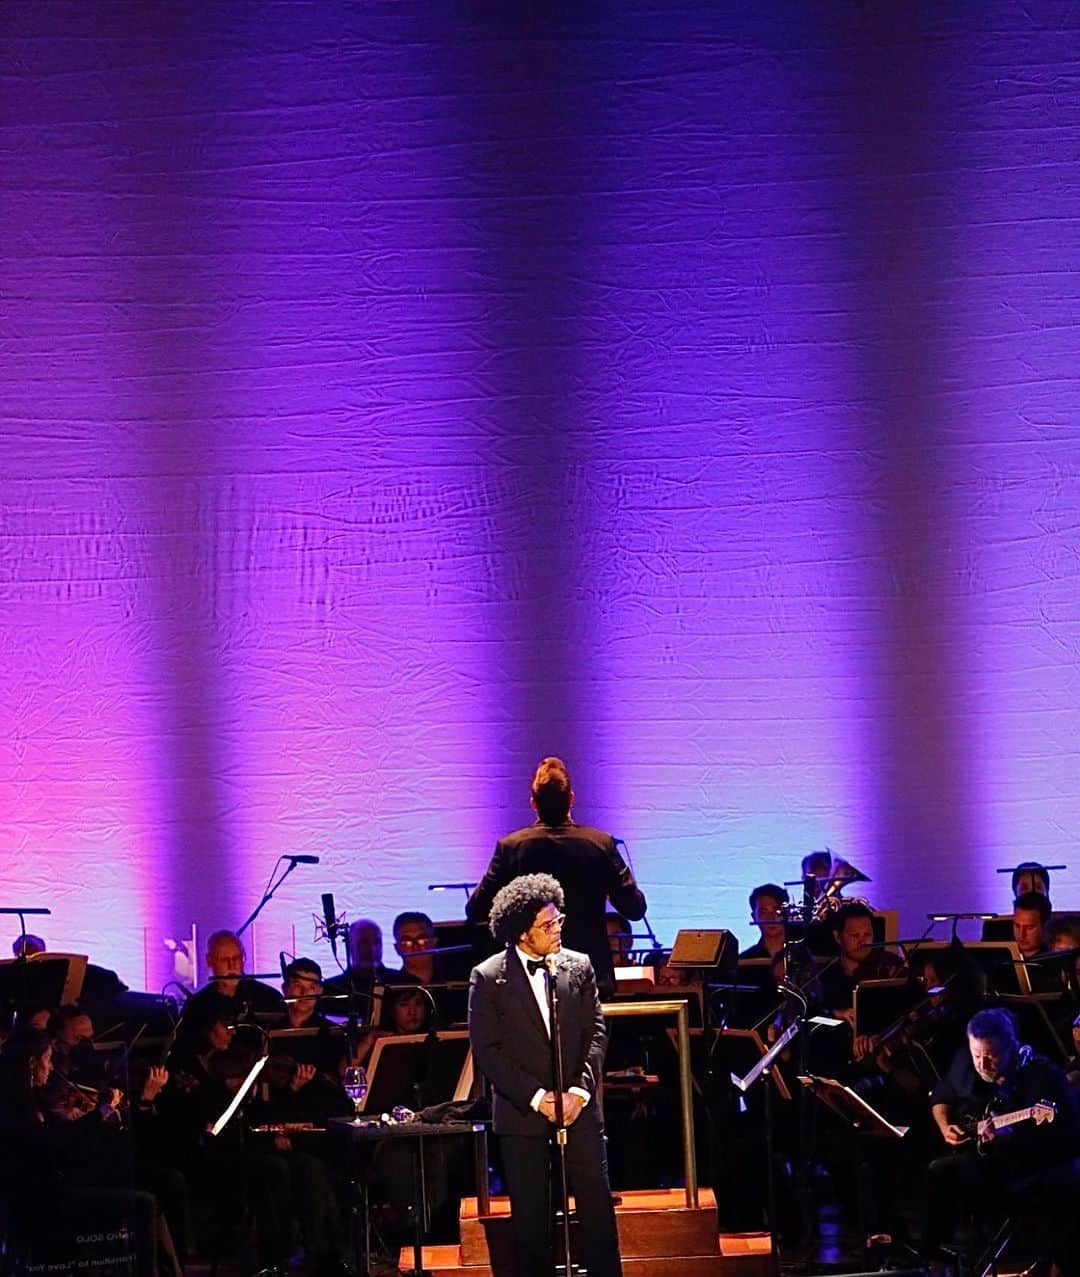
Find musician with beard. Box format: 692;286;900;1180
921;1008;1080;1273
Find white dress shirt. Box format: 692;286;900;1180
514;947;591;1113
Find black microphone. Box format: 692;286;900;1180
279;951;289;982
284;854;320;864
322;893;339;961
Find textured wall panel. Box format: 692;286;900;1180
1;2;1077;990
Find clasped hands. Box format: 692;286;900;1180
538;1091;585;1126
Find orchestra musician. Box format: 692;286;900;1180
161;991;292;1272
392;911;439;984
819;902;905;1062
922;1007;1080;1272
189;929;286;1020
1011;862;1051;900
740;884;790;961
0;1026;179;1277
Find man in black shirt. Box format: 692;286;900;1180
467;757;647;998
922;1007;1080;1270
740;883;789;961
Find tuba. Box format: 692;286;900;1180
811;856;872;921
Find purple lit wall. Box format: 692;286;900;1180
2;3;1078;992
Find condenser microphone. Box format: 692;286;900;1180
322;893;339;961
284;854;320;864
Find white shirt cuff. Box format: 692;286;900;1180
569;1086;590;1106
530;1088;547;1111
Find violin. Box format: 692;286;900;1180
48;1071;126;1125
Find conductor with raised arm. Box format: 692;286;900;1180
469;873;622;1277
467;757;647;998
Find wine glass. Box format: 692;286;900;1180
343;1065;368;1123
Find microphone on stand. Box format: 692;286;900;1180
322;893;339;962
284;854;320;865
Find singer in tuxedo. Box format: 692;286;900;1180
467;756;647;998
468;873;622;1277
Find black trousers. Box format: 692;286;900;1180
499;1119;622;1277
925;1149;1080;1274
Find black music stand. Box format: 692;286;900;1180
360;1031;473;1115
0;954;81;1027
334;1117;486;1277
852;977;919;1040
798;1074;908;1257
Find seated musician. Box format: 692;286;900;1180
922;1007;1080;1269
1043;920;1080;1044
11;933;46;957
162;991;294;1272
351;984;433;1067
270;958;351;1116
185;929;285;1026
1013;892;1061;993
741;883;789;960
393;911;439;983
1013;891;1051;960
0;1026;178;1277
1011;861;1051;901
801;850;832;905
323;918;407;1023
819;902;905;1060
47;1004;95;1072
259;959;353;1277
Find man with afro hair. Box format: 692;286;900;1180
469;873;622;1277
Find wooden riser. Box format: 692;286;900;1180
404;1190;773;1277
409;1245;773;1277
460;1189;721;1266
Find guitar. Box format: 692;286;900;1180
972;1099;1056;1148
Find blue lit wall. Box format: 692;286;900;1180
2;3;1077;989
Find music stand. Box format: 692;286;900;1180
731;958;784;1029
798;1074;907;1256
721;1026;792;1101
0;953;85;1025
209;1055;268;1136
900;939;1032;996
998;993;1071;1066
853;978;919;1040
360;1031;473;1114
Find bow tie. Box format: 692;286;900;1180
526;958;550;977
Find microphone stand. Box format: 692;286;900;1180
544;961;576;1277
0;906;51;1029
236;857;306;938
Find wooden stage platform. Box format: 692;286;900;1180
400;1187;773;1277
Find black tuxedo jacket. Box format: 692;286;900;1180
468;946;607;1136
466;822;646;995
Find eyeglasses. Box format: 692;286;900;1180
535;913;566;935
397;936;435;951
